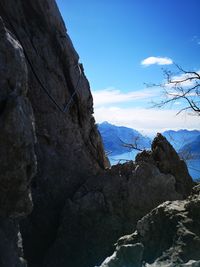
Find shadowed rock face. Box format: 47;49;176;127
0;1;195;267
49;133;193;267
0;1;106;266
0;0;105;266
0;17;36;267
152;133;193;198
45;160;184;267
100;184;200;267
0;17;36;218
136;133;193;198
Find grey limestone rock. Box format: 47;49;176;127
152;133;193;198
44;157;187;267
99;243;144;267
99;184;200;267
0;0;106;266
0;218;27;267
0;17;36;217
136;133;194;198
0;16;37;267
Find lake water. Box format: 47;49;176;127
108;152;200;181
109;151;138;165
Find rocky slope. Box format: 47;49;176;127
99;184;200;267
0;1;196;267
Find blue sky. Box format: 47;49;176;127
56;0;200;135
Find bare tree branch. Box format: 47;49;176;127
150;64;200;115
118;137;144;152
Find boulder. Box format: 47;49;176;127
100;184;200;267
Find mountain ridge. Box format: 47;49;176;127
98;121;151;156
179;135;200;159
163;129;200;150
98;121;200;158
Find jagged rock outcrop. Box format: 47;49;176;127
43;159;184;267
99;184;200;267
42;135;194;267
152;133;193;197
0;1;195;267
136;133;193;198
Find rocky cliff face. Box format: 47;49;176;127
0;1;196;267
0;16;36;267
0;1;106;266
0;0;106;266
0;16;36;218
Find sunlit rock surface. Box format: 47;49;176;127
99;184;200;267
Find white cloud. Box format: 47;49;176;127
141;56;173;66
92;87;158;107
92;83;200;136
94;106;200;136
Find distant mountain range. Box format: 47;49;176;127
162;129;200;151
98;122;200;180
98;122;200;160
98;122;151;156
179;135;200;159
